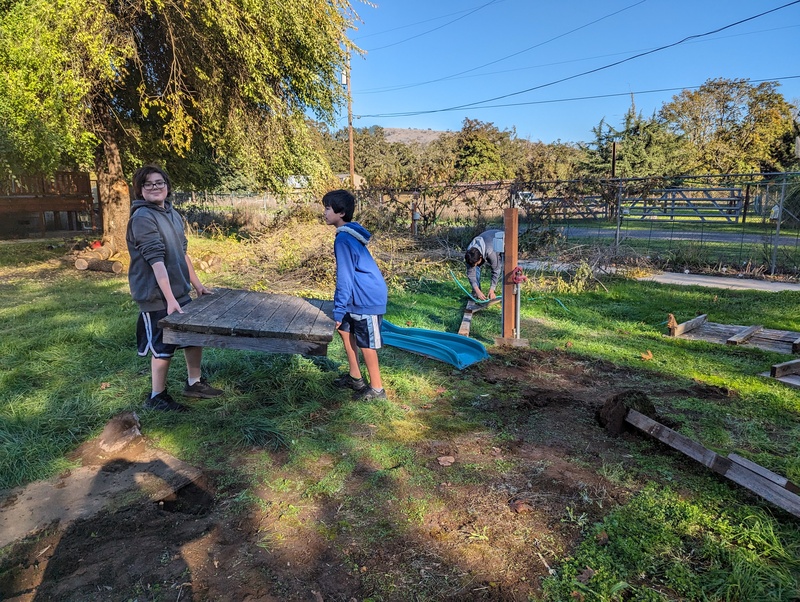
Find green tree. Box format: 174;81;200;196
659;78;796;174
517;140;586;183
581;106;685;179
0;0;355;248
454;118;512;182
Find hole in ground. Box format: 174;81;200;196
158;478;214;515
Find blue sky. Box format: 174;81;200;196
339;0;800;144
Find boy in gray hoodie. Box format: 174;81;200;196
126;165;222;412
464;229;503;300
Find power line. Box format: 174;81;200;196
365;0;503;52
358;22;800;94
350;75;800;120
352;0;513;41
357;0;800;118
359;0;648;94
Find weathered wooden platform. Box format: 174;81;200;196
667;313;800;355
160;288;335;355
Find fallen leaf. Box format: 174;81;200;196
400;404;412;411
509;499;533;514
577;567;595;583
640;349;653;361
435;387;447;394
406;321;413;326
596;530;609;545
99;382;111;390
570;591;585;601
437;455;455;466
565;341;573;348
421;404;432;409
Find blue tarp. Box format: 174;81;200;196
381;321;489;370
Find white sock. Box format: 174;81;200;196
188;376;201;386
151;391;163;399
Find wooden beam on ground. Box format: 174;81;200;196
668;314;707;337
792;337;800;353
726;325;763;345
729;453;800;494
624;409;800;518
458;299;499;337
770;359;800;378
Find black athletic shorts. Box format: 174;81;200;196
338;312;383;350
136;302;190;358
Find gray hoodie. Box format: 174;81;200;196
126;199;192;312
466;229;503;292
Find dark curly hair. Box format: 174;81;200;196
132;165;172;200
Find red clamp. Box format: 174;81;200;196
511;266;527;284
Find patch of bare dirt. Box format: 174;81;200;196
0;347;733;601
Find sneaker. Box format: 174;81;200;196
182;377;223;398
353;387;388;401
144;391;189;412
333;373;368;391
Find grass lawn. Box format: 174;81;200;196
1;231;799;601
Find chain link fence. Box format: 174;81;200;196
513;172;800;276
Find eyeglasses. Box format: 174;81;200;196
142;181;167;191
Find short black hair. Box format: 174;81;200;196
321;189;355;222
465;247;483;267
132;165;172;199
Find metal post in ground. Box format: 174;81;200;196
771;174;788;275
614;181;622;252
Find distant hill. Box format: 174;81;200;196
383;127;447;145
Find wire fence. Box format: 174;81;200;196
513;172;800;276
170;172;800;276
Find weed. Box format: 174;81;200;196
465;526;490;542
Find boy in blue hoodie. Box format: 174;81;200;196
126;165;223;412
322;190;389;401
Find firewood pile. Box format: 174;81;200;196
71;240;123;274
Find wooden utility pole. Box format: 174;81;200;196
346;54;355;189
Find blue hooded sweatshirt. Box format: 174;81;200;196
333;222;388;322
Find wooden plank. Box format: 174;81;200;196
216;291;266;329
162;330;328;355
256;294;307;338
626;410;800;518
793;337;800;353
671;321;800;355
160;288;235;328
669;314;707;337
194;289;252;335
285;298;333;340
770;359;800;378
729;454;800;494
726;324;763;345
625;410;722;469
458;310;475;337
459;299;500;337
0;197;92;213
304;299;336;341
723;462;800;518
231;294;283;337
